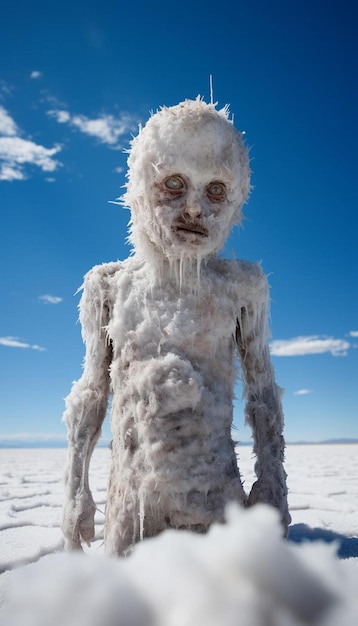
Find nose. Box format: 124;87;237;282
183;201;202;219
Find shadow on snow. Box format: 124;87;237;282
288;523;358;559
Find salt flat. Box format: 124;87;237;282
0;444;357;625
0;444;357;571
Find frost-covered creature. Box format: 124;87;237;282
62;98;291;556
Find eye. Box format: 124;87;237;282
163;175;185;194
206;181;226;202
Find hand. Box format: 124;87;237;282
62;489;96;550
248;476;291;536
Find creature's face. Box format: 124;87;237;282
148;143;238;258
158;174;227;247
125;101;250;262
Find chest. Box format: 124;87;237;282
107;271;239;361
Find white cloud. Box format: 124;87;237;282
39;294;63;304
48;108;137;147
0;137;61;172
293;389;313;396
0;105;61;181
0;164;25;181
49;109;71;124
269;335;350;357
30;70;42;79
349;330;358;337
0;336;46;351
0;105;18;136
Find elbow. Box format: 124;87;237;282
63;376;109;436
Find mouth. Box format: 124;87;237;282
173;221;209;238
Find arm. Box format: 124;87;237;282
236;266;291;533
62;266;113;550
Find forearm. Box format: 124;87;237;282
240;343;290;528
63;373;110;549
245;380;284;464
245;382;290;529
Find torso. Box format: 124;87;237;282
95;255;263;540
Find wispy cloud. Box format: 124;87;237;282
269;335;350;357
0;106;17;136
48;108;137;148
50;110;71;124
0;105;61;181
30;70;42;79
0;336;46;351
349;330;358;338
294;389;313;396
39;294;63;305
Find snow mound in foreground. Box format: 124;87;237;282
2;504;357;626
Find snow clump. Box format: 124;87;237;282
2;504;357;626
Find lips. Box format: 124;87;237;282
174;220;209;237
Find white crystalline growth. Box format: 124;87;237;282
62;98;290;556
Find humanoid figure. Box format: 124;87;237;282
62;98;290;556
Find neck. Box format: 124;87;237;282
132;241;213;293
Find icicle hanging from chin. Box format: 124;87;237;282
167;250;205;294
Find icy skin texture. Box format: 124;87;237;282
62;99;290;555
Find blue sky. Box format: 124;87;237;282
0;0;357;444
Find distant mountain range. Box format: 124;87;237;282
0;437;357;448
288;438;358;445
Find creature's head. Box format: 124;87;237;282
123;99;250;263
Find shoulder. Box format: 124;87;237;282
78;262;124;321
78;262;124;332
210;258;268;292
235;260;269;294
82;261;123;291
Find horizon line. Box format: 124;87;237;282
0;437;357;449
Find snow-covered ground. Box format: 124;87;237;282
0;444;357;624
